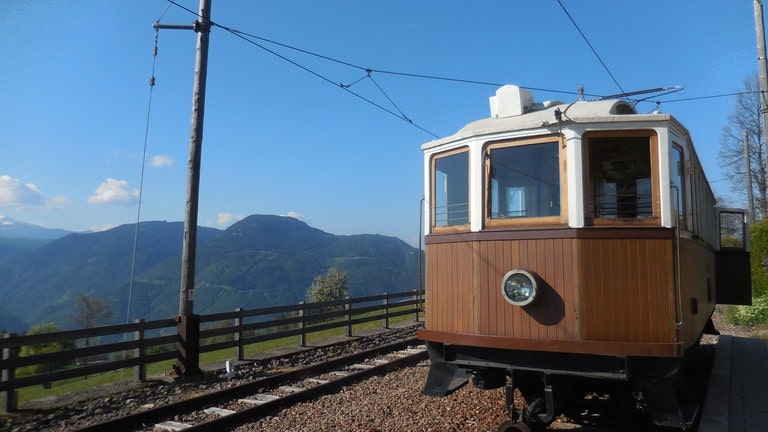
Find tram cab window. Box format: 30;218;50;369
432;150;469;228
585;133;659;223
484;136;565;226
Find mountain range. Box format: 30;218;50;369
0;215;75;263
0;215;421;333
0;215;73;240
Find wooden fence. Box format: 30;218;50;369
0;290;422;412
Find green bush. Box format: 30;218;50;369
750;220;768;298
729;295;768;326
17;323;75;377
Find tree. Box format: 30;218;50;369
73;293;114;368
74;292;114;329
306;268;349;303
18;323;75;378
718;73;768;219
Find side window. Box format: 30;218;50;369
586;133;658;224
670;145;687;229
433;150;469;228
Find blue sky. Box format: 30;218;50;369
0;1;759;246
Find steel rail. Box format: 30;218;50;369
73;337;424;432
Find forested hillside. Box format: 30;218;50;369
0;215;420;331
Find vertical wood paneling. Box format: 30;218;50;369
582;240;600;338
661;239;675;341
627;241;641;342
426;234;676;345
537;239;549;340
648;239;665;342
480;240;495;335
577;238;674;343
562;238;576;339
476;241;489;334
497;241;506;335
643;241;655;340
613;239;625;340
548;238;560;340
457;241;474;333
506;240;520;337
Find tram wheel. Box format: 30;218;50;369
497;419;532;432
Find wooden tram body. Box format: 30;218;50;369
416;85;752;429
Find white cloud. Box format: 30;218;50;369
0;174;64;208
150;155;175;168
217;212;244;226
87;178;139;205
284;211;306;221
88;223;117;232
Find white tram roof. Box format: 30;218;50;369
422;85;683;150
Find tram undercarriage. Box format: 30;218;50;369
423;341;705;431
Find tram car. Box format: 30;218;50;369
417;85;752;431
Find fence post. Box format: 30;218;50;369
345;296;353;337
383;293;390;329
2;333;18;412
133;319;146;382
234;308;244;361
298;301;306;347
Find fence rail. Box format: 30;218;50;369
1;290;423;412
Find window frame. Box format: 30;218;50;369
483;134;568;228
430;147;471;233
583;130;661;226
670;143;688;230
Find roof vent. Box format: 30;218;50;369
489;85;533;118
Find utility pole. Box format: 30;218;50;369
155;0;212;377
755;1;768;182
745;130;756;224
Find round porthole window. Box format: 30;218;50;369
501;269;538;306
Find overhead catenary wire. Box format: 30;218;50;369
555;0;626;97
126;15;167;327
224;27;438;137
165;1;436;137
221;25;757;109
163;0;755;139
223;27;754;108
656;91;758;103
120;5;170;380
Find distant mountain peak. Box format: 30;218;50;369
0;215;72;240
0;215;20;225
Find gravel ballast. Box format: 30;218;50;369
238;361;508;432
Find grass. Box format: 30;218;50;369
13;306;422;405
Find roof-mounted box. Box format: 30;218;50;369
489;85;533;118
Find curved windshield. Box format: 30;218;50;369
488;142;561;219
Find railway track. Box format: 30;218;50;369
71;338;426;432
